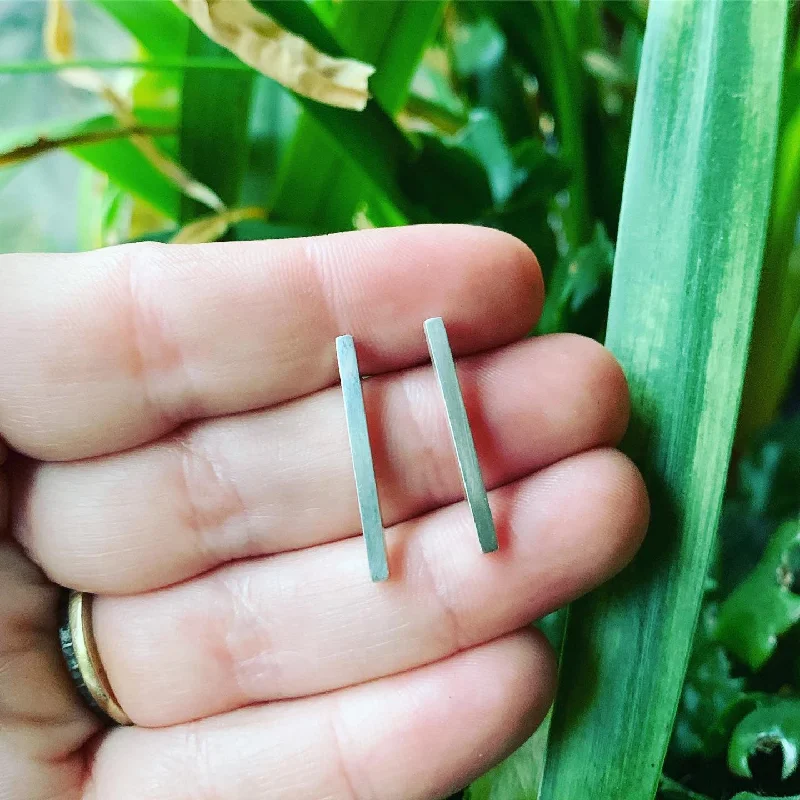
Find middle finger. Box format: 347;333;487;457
16;334;628;593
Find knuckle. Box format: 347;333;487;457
413;536;466;653
171;430;250;565
207;568;280;705
123;242;193;429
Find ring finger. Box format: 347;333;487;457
92;447;648;727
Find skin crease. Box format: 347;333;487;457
0;226;649;800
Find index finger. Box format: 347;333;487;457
0;225;542;461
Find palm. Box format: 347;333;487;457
0;226;647;800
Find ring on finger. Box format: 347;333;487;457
58;589;132;726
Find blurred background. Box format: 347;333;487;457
1;2;799;799
1;0;120;250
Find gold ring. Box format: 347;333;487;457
58;590;132;726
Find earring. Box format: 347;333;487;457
424;317;498;553
336;335;390;582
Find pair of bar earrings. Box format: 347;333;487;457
337;316;498;582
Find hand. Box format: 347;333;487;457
0;225;648;800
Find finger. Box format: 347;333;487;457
88;631;555;800
92;449;647;727
0;226;542;461
18;334;629;594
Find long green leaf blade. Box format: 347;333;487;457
90;0;189;57
89;0;254;221
269;0;443;229
254;0;416;208
739;56;800;443
540;3;787;799
178;30;255;221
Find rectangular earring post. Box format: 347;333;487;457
424;317;499;553
336;335;390;582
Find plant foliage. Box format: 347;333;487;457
2;2;800;799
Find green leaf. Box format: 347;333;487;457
717;519;800;670
540;4;787;800
582;49;636;91
268;0;443;229
716;499;769;597
399;132;492;223
670;603;759;762
89;0;189;57
729;698;800;780
355;2;443;116
658;776;713;800
403;91;467;136
178;29;255;221
450;12;504;79
241;75;300;206
731;794;800;800
76;171;130;250
739;59;800;445
717;416;800;593
737;416;800;522
0;58;252;74
454;109;516;205
2;113;181;219
86;0;191;222
400;108;563;224
256;0;417;212
465;724;548;800
537;222;614;340
606;1;648;32
477;138;570;271
227;218;320;242
449;10;531;146
508;138;571;205
486;0;593;247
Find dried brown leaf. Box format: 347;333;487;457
172;0;375;110
169;205;266;244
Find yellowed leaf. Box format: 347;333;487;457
96;89;223;211
172;0;375;110
44;0;225;214
128;130;226;212
352;204;376;231
43;0;72;61
169;206;266;244
44;0;107;93
130;199;172;242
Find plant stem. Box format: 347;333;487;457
0;125;176;168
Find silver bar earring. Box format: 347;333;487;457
424;317;498;553
336;335;390;582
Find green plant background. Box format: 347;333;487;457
1;2;799;799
